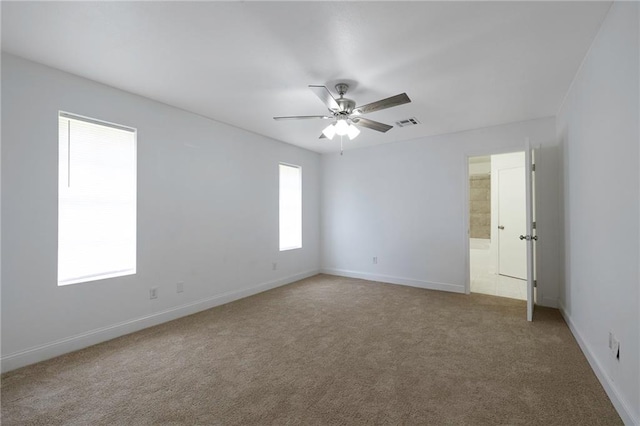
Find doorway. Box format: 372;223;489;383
468;152;527;300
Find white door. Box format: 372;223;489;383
524;142;537;321
497;166;527;279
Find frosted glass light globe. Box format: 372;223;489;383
322;124;336;139
334;119;349;136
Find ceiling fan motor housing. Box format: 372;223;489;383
335;98;355;115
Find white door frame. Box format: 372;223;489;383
524;138;536;321
463;139;537;320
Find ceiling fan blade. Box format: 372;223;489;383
354;93;411;115
351;117;393;133
273;115;333;120
309;85;340;111
319;133;327;139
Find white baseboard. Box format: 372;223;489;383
559;302;638;426
321;268;465;294
1;270;319;373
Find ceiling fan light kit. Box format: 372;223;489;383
322;123;337;139
321;119;360;141
347;123;361;139
334;119;349;135
274;83;411;146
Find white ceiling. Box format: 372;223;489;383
2;1;611;153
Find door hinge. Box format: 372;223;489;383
534;280;537;288
532;163;536;172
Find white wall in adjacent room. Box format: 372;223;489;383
1;54;321;371
320;116;561;308
556;2;639;423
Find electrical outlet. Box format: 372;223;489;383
149;288;158;299
176;282;184;293
272;262;277;271
373;256;378;264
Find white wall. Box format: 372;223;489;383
557;2;639;424
321;117;561;308
0;54;321;372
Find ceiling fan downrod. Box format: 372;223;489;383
334;83;355;116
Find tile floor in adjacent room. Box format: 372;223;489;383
470;238;527;300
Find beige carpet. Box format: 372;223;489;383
1;274;621;425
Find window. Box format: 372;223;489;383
58;112;137;285
279;163;302;251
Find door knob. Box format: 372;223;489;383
498;226;504;230
519;235;528;240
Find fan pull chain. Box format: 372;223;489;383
340;135;344;156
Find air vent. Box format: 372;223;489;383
395;117;420;127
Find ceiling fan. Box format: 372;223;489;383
273;83;411;141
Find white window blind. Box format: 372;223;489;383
279;163;302;251
58;112;137;285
